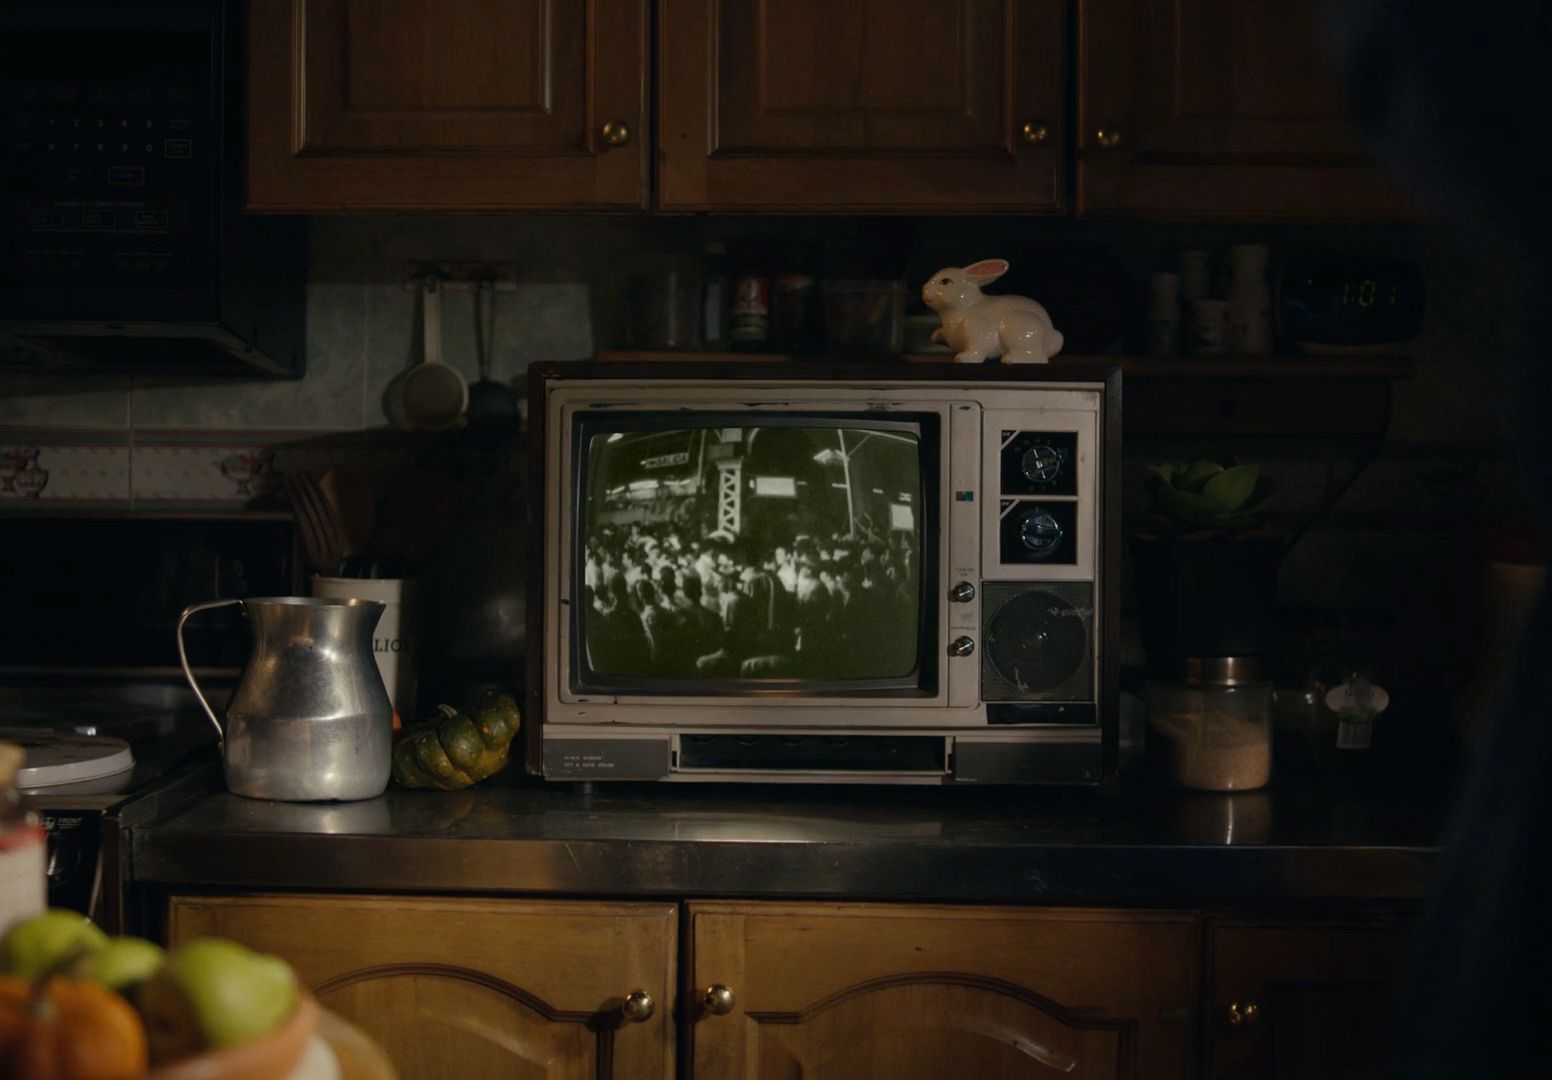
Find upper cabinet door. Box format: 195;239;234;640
1076;0;1411;219
247;0;648;211
658;0;1066;213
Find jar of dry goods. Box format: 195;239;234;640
1147;656;1272;791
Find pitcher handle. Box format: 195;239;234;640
176;599;243;742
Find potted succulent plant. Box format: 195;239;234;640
1131;458;1284;666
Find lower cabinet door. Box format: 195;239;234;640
1208;920;1403;1080
687;902;1199;1080
166;893;677;1080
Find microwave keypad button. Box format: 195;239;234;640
949;581;976;603
948;636;976;657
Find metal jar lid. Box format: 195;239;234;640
1178;655;1267;686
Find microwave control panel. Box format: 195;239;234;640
0;2;221;321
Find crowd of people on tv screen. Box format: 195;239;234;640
581;521;919;678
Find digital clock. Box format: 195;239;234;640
1274;255;1425;353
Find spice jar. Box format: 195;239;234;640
1147;656;1272;791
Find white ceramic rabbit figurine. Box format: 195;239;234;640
921;259;1064;364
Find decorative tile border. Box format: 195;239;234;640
131;444;283;507
0;427;414;513
0;423;518;515
130;430;410;511
0;432;131;508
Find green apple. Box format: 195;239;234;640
75;935;165;991
138;938;299;1059
0;908;109;980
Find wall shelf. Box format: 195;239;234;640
1063;356;1414;380
595;350;1415;381
592;351;1410;437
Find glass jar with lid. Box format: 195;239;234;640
1147;656;1273;791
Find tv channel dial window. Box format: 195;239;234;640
1000;431;1077;496
998;500;1077;565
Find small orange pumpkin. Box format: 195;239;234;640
0;974;148;1080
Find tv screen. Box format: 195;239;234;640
574;416;929;688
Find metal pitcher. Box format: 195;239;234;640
177;597;392;802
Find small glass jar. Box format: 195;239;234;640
1147;657;1272;791
626;254;703;350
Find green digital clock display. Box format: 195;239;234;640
1340;280;1401;309
1277;256;1424;347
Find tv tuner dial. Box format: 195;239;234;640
949;581;976;603
1018;509;1063;553
948;636;976;657
1020;443;1062;483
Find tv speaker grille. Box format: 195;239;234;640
980;581;1094;703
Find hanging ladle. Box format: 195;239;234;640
464;280;521;450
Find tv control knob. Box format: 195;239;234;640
1020;443;1062;483
948;636;976;657
949;581;976;603
1019;509;1063;553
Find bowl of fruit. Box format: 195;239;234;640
0;910;349;1080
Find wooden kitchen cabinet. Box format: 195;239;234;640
1207;919;1404;1080
657;0;1067;212
686;902;1200;1079
245;0;649;211
166;893;677;1080
1075;0;1410;219
161;893;1406;1079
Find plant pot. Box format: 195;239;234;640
1131;532;1286;665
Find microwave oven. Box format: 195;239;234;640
0;0;304;377
526;361;1121;785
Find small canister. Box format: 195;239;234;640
770;273;820;353
312;576;419;733
1146;271;1182;356
1147;656;1272;791
730;274;771;350
1189;299;1231;356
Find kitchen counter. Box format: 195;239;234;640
127;763;1449;905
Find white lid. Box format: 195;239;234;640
0;728;135;790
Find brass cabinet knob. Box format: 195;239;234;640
621;990;654;1023
600;120;631;147
701;984;736;1016
1226;1001;1261;1028
1095;125;1123;150
1020;120;1051;146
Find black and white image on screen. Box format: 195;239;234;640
580;424;922;681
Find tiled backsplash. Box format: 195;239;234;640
0;428;421;512
0;214;1526;530
0;216;610;509
0;213;1533;712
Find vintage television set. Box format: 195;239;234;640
526;361;1120;784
